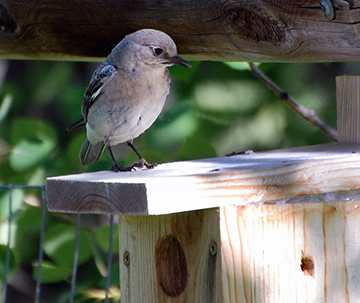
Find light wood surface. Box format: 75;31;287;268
219;202;360;303
45;72;360;303
1;0;360;61
118;208;221;303
46;143;360;215
117;201;360;303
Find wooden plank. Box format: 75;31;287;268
2;0;360;61
45;143;360;215
118;208;221;303
117;200;360;303
219;201;360;303
337;75;360;143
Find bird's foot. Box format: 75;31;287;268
131;158;158;170
110;163;134;172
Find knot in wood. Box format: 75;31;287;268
155;234;187;297
301;254;314;277
223;4;286;43
0;4;18;33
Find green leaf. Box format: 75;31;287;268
151;111;198;147
9;118;57;171
0;94;13;124
93;226;119;254
98;262;119;289
169;61;199;82
44;223;93;267
32;62;74;104
27;167;47;185
15;206;44;264
178;136;217;160
194;80;263;113
10;139;53;171
0;188;24;217
11;118;56;145
0;244;17;279
32;260;73;284
224;62;261;71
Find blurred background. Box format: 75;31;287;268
0;59;355;302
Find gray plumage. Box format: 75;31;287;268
69;29;191;171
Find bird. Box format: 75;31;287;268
68;29;192;172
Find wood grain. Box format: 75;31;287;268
1;0;360;61
117;199;360;303
118;208;221;303
337;75;360;144
219;201;360;303
46;143;360;215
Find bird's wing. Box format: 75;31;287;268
82;63;117;120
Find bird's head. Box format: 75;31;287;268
111;29;192;69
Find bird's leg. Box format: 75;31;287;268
127;140;158;170
105;138;133;172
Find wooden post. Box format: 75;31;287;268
118;209;221;303
46;143;360;303
45;76;360;302
336;75;360;143
219;201;360;303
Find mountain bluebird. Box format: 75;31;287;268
69;29;191;171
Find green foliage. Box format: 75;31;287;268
10;118;57;171
0;59;344;302
0;244;16;279
44;223;93;267
32;261;73;284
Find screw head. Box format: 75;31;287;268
209;241;217;256
123;251;130;266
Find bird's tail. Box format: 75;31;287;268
79;138;106;165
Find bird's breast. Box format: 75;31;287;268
86;67;171;145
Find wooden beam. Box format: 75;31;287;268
1;0;360;61
45;143;360;215
337;75;360;143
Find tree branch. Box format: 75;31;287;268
249;62;338;141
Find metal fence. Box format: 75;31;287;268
0;185;116;303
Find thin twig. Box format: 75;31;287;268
249;62;338;141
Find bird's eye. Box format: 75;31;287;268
154;48;163;55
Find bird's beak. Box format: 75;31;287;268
169;55;192;68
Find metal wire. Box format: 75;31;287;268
0;185;116;303
104;215;115;303
0;184;46;303
70;214;81;303
34;185;46;303
2;185;13;303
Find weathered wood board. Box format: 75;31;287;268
46;143;360;215
1;0;360;61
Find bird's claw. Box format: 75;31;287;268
110;158;158;172
110;163;133;172
131;158;158;170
